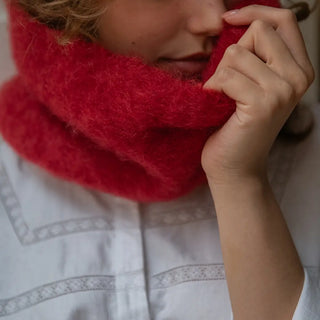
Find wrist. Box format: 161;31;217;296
206;167;268;188
206;171;271;197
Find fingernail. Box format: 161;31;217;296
222;10;239;18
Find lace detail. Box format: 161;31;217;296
0;162;218;245
150;264;225;289
142;184;216;228
0;164;34;244
0;273;145;317
0;134;299;246
0;264;226;316
0;163;137;245
143;205;215;228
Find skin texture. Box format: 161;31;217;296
99;2;314;319
201;6;314;319
202;5;314;180
99;0;228;60
99;0;231;77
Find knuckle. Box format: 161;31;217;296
218;67;233;80
225;44;241;59
287;66;311;98
306;63;315;84
265;80;294;111
264;92;280;112
295;69;310;96
279;80;295;103
251;19;270;32
281;9;297;23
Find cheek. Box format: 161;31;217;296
100;12;179;60
99;0;183;61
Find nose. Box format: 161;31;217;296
185;0;226;36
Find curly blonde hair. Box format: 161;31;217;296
14;0;313;45
15;0;107;43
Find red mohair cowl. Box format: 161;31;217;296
0;0;279;202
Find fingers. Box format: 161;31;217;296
203;4;314;128
203;64;264;111
203;45;295;119
210;44;282;90
223;5;314;84
237;20;309;98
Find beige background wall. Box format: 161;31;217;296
0;0;319;103
0;0;15;86
297;2;320;105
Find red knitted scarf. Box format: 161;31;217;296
0;0;279;202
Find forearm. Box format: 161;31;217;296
208;175;304;320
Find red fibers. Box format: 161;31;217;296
0;0;280;202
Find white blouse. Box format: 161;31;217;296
0;105;320;319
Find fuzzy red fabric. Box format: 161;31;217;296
0;0;279;202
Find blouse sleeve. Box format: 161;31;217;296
230;267;320;320
292;267;320;319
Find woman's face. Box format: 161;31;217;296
99;0;231;79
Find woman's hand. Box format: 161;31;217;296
201;7;314;319
201;5;314;184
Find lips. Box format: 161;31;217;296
156;53;211;80
164;59;209;75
